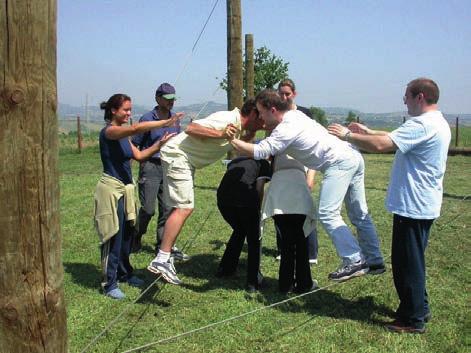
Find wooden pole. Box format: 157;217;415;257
455;116;459;147
0;1;68;352
245;34;254;99
226;0;243;110
226;0;243;159
77;115;83;153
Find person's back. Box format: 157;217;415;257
161;109;242;169
217;157;269;209
258;110;353;171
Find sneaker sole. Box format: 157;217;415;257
147;265;181;285
329;268;368;282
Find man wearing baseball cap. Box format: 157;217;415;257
132;83;188;261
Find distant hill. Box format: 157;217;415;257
58;102;471;133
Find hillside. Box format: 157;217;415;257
58;102;471;133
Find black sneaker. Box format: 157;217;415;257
294;279;319;294
147;258;182;285
367;263;386;275
328;261;368;282
385;320;425;334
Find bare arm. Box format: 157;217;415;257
131;132;177;162
185;122;238;139
328;123;397;153
306;169;316;191
347;122;390;136
230;138;255;157
105;112;184;140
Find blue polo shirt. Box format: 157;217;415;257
99;125;133;184
386;110;451;219
131;107;181;159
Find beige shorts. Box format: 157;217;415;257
162;157;195;209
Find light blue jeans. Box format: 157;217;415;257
318;151;383;266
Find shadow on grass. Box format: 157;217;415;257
63;262;101;289
177;253;253;292
443;192;470;200
253;275;396;329
176;254;394;326
194;184;218;191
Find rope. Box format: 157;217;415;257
79;276;163;353
80;206;215;353
121;281;344;353
174;0;221;86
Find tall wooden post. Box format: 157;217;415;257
0;1;68;352
455;116;459;147
77;115;83;153
226;0;243;110
245;34;254;99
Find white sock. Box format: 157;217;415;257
155;250;171;263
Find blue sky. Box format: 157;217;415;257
58;0;471;113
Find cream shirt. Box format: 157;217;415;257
160;108;241;169
261;154;316;237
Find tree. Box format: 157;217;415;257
219;46;289;98
310;107;329;127
0;1;68;352
346;110;358;124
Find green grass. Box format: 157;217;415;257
60;138;470;353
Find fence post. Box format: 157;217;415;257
77;115;82;153
455;116;459;147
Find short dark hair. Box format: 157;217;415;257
240;97;257;117
100;93;131;122
255;89;290;112
278;78;296;92
407;78;439;104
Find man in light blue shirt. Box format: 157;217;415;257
328;77;451;334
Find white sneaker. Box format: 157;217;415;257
147;258;182;285
309;258;318;265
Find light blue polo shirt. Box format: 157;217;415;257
386;110;451;219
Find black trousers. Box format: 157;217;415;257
392;214;433;328
274;214;312;292
101;197;134;292
217;203;261;286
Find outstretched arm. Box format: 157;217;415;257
131;132;177;162
185;122;238;139
328;123;397;153
230;138;255;157
106;112;184;140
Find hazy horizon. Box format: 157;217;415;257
58;1;471;114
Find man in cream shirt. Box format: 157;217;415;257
147;98;265;284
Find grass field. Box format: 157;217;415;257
60;139;470;353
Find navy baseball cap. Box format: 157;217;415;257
155;83;176;100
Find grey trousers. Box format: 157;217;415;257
136;159;171;247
